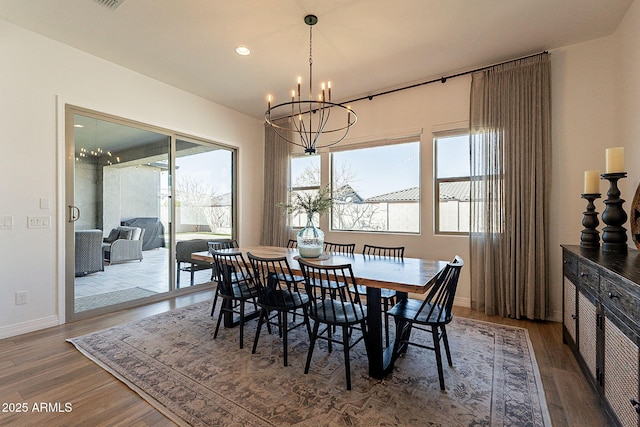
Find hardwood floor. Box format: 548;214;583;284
0;291;610;426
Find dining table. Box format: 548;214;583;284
192;245;448;380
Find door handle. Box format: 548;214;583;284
69;205;80;223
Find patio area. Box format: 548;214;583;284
74;247;213;312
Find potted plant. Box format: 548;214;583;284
279;185;333;257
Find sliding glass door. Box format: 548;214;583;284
65;106;236;320
173;138;235;288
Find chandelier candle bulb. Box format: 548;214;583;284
584;170;600;194
605;147;624;173
297;77;301;96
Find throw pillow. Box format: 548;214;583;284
104;228;119;243
117;228;133;240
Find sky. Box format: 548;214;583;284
169;135;470;201
292;135;470;199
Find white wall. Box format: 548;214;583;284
548;0;640;321
312;0;640;320
0;20;263;337
549;37;617;321
615;0;640;221
316;76;473;307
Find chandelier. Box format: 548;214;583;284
265;14;357;154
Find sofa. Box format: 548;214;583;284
75;229;104;276
103;226;145;264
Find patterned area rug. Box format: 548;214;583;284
68;301;551;426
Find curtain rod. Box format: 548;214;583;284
342;51;549;105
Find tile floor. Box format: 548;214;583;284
74;247;213;298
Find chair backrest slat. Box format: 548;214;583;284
210;250;254;299
362;244;404;259
208;239;239;253
415;255;464;323
323;241;356;255
298;259;364;325
287;239;298;248
247;252;305;308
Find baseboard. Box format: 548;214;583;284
547;310;561;323
451;298;562;323
0;315;60;340
453;296;471;308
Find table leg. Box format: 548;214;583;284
365;288;407;379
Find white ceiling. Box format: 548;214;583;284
0;0;634;119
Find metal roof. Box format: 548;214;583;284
366;187;420;203
364;181;470;203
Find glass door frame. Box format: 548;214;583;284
64;104;237;322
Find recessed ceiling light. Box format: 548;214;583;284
74;124;84;128
235;46;251;56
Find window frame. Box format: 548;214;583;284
288;153;321;228
329;136;421;234
434;130;470;236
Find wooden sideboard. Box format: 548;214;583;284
562;245;640;427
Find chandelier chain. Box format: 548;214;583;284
309;25;313;97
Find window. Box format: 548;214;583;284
434;132;470;234
331;140;420;233
289;154;321;227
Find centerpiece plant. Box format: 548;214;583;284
279;185;333;258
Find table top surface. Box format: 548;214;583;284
192;245;448;294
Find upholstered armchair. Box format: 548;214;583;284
75;229;104;276
103;226;145;264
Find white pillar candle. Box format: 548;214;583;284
605;147;624;173
583;170;600;194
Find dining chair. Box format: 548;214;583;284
388;255;464;390
298;258;368;390
247;252;311;367
350;244;405;347
208;239;240;314
286;239;298;248
210;249;259;349
208;239;239;252
323;241;356;255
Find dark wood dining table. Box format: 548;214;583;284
192;245;448;379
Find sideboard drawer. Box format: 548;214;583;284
601;275;640;328
563;249;579;283
578;261;600;294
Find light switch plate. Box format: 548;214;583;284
27;216;51;228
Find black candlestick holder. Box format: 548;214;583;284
601;172;628;252
580;193;601;249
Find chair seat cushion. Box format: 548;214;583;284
388;298;451;325
258;289;309;309
310;299;367;324
227;282;259;299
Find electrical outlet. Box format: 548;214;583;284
15;291;28;305
0;216;12;229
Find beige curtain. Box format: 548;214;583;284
260;120;292;247
469;53;551;319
